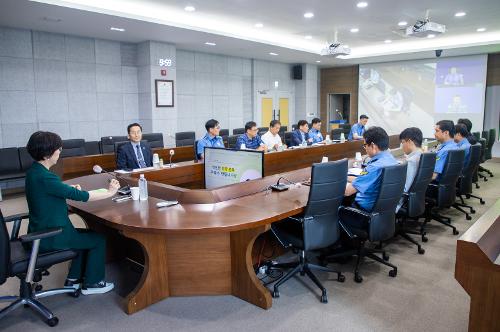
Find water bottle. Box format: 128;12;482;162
139;174;148;201
340;132;346;143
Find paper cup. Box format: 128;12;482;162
321;156;328;163
130;187;140;200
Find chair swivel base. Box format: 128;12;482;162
465;194;485;205
422;210;459;236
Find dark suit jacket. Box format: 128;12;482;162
290;129;311;147
116;141;153;170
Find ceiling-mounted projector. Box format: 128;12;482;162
320;43;351;57
405;20;446;37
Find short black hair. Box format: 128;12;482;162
399;127;423;147
297;120;308;128
205;119;219;132
311;117;321;125
26;131;63;161
360;114;369;120
269;120;281;128
436;120;455;137
245;121;257;132
363;126;389;150
457;118;472;132
127;123;142;134
455;123;469;137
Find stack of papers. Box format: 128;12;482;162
348;168;363;176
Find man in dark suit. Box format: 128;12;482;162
116;123;153;170
290;120;313;147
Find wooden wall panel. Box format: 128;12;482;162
487;53;500;86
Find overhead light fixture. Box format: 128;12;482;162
356;2;368;8
476;27;486;32
305;35;313;39
269;52;278;56
205;42;216;46
454;12;466;17
427;34;435;38
184;5;195;12
350;28;359;33
110;27;125;32
398;21;408;26
316;60;321;63
304;12;314;18
255;23;264;28
384;39;392;43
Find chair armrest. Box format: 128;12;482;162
4;212;29;240
19;228;62;243
3;212;29;223
338;219;357;239
339;206;372;219
287;216;304;223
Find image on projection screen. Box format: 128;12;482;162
358;55;487;137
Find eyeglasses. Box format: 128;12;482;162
250;128;259;132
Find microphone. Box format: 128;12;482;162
335;109;343;120
168;149;175;167
270;176;295;192
93;165;130;195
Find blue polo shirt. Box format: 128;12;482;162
348;123;365;140
434;139;459;180
352;150;398;211
309;128;323;143
196;133;224;158
456;138;471;167
236;133;264;150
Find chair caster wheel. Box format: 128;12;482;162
69;289;80;298
480;200;485;205
418;247;425;255
35;284;43;292
337;273;346;282
389;269;397;277
354;274;363;283
42;270;50;276
382;253;390;261
466;215;472;220
46;317;59;327
422;236;428;242
453;229;459;235
272;290;280;298
320;294;328;303
470;209;476;214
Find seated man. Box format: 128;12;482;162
261;120;284;151
344;126;398;212
348;114;369;140
457;118;477;145
116;123;153;170
197;119;224;159
454;123;471;167
432;120;458;181
290;120;313;147
236;121;267;151
309;118;324;143
396;127;423;211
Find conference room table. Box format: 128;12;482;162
64;136;401;314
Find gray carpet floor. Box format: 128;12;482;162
1;161;499;332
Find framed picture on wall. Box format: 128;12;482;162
155;79;174;107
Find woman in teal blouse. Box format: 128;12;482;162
25;131;120;295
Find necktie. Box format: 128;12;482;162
136;145;147;168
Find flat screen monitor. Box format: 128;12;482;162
204;147;264;189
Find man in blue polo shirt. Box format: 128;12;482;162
454;123;471;167
236;121;267;151
433;120;459;181
344;126;398;212
309;118;324;143
196;119;225;159
348;114;369;141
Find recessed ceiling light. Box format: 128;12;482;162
350;28;359;33
205;42;216;46
384;39;392;43
184;5;195;12
316;60;321;63
255;23;264;28
356;2;368;8
455;11;466;17
269;52;278;56
305;35;313;39
398;21;408;26
427;34;435;38
476;27;486;32
110;27;125;32
304;12;314;18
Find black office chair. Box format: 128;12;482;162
452;144;482;220
84;141;101;155
324;163;407;282
279;126;287;133
466;144;486;205
100;136;128;154
113;140;131;155
142;133;164;148
258;127;268;135
421;149;465;238
219;129;229;147
60;139;86;158
0;209;79;327
339;124;351;131
232;128;245;135
478;131;494;178
0;148;24;182
396;153;436;254
175;131;195;147
193;140;199;161
331;128;343;140
284;132;293;147
291;124;297;131
227;135;238;149
476;138;489;182
270;160;348;303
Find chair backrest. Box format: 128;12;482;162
331;128;343;140
114;141;131;155
406;153;436;217
175;131;195;147
486;128;495;160
219;129;229;137
60;139;86;158
0;209;11;284
478;138;487;163
279;126;287;133
84;141;101;155
472;132;481;141
101;136;128;154
18;147;34;172
232;128;245;135
339;123;351;130
369;163;407;241
302;159;348;250
435;149;465;207
258;127;268;135
284;132;293;146
227;135;238;148
291;124;297;131
142;133;164;148
481;130;489;142
194;140;199;161
459;144;481;195
0;148;22;175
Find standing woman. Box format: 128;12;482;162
25;131;120;295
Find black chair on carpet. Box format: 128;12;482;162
284;132;293;147
142;133;164;148
279;126;287;133
324;163;407;283
232;128;245;135
396;152;436;254
421;149;464;239
331;128;343;140
227;135;238;149
476;138;489;182
84;141;101;155
60;139;86;158
175;131;195;147
0;209;79;327
100;136;128;154
219;129;229;146
269;160;348;303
